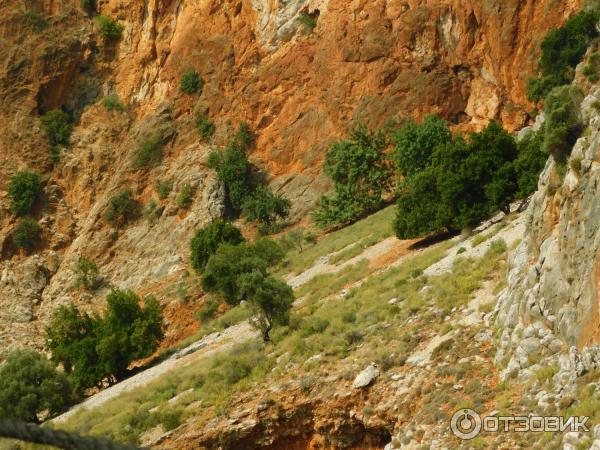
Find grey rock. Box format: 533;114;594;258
352;363;380;389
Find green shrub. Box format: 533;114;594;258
208;142;254;213
278;228;317;252
104;188;139;226
46;290;163;390
241;185;291;226
177;183;193;209
132;134;164;168
8;171;43;216
159;409;182;431
143;198;161;224
97;15;123;41
102;94;126;112
13;218;42;253
298;12;318;32
0;350;73;422
50;145;62;164
527;10;600;102
40;109;72;146
155;179;173;200
180;69;203;95
313;125;391;228
24;11;47;32
80;0;96;14
197;299;220;322
542;85;584;163
571;156;583;173
190;219;245;273
73;256;100;291
233;122;255;150
196;113;215;141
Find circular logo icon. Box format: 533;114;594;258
450;409;482;440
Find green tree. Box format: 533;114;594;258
241;185;291;226
392;115;451;176
46;291;163;389
527;10;600;102
313;125;391;228
46;304;103;391
238;271;294;342
104;188;138;226
514;130;547;197
542;85;583;163
202;238;285;305
190;219;245;273
13;218;42;252
180;69;203;94
394;121;520;238
8;171;43;216
40;109;72;146
96;290;164;382
0;350;73;423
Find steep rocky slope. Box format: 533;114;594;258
0;0;584;359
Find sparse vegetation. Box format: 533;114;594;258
155;179;173;200
132;134;165;169
73;256;101;291
177;183;194;209
143;198;162;224
180;69;204;95
542;85;584;164
103;94;126;112
8;171;43;216
24;11;48;32
98;15;123;41
0;350;73;422
196;113;215;141
298;12;318;32
104;188;139;226
13;218;42;253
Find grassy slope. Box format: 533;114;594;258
46;204;519;447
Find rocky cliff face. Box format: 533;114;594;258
495;79;600;373
0;0;584;356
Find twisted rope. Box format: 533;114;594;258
0;419;144;450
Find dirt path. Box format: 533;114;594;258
53;322;256;424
